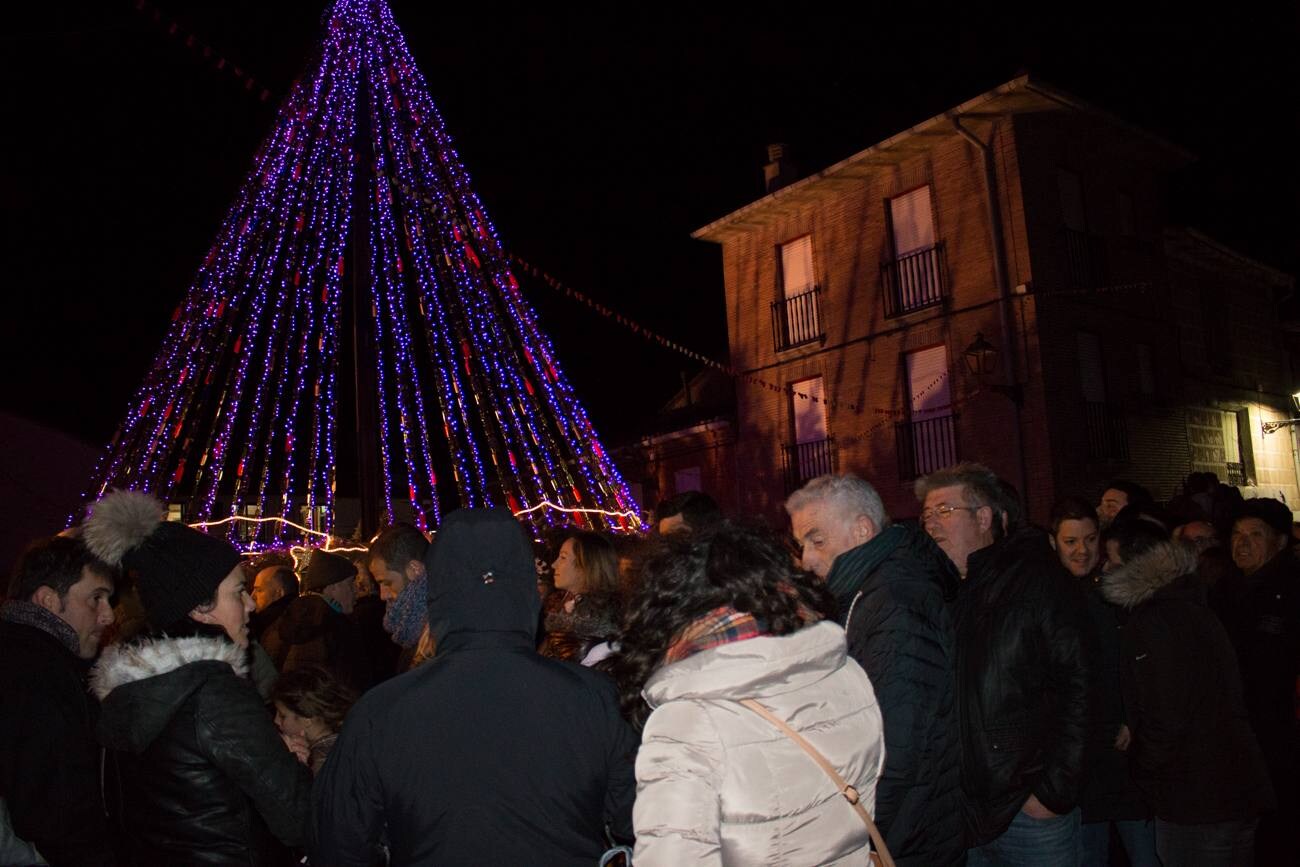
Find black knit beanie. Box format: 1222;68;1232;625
83;490;242;629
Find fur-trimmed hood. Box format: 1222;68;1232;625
91;635;248;700
1101;541;1199;609
91;635;249;753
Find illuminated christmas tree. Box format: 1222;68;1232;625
83;0;637;544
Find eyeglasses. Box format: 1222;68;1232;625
920;504;979;523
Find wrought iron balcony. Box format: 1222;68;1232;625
1064;229;1110;291
896;414;957;480
1225;462;1246;487
1085;401;1128;461
882;243;946;317
782;436;836;494
771;286;825;352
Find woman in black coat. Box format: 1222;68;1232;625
85;490;313;866
1101;518;1274;867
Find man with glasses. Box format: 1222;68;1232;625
917;463;1093;866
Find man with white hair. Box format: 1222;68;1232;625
786;474;964;866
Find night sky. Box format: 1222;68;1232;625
3;1;1296;452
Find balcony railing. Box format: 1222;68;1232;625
771;286;825;352
1085;401;1128;461
896;414;957;480
1225;462;1246;487
882;243;946;317
782;436;836;494
1065;229;1109;291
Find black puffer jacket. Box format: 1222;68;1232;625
92;635;313;866
0;611;115;866
1102;541;1275;824
827;522;964;866
954;527;1093;845
312;509;638;866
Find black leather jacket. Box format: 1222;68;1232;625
92;635;312;866
953;527;1093;845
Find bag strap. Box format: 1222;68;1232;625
739;698;895;867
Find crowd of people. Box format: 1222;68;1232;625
0;467;1295;866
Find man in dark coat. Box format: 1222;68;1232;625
1051;496;1156;866
1220;497;1300;863
0;535;117;866
787;473;964;866
917;463;1093;864
312;509;637;866
249;564;297;644
1102;518;1274;865
262;549;373;692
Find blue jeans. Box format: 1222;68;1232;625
968;808;1081;867
1078;819;1159;867
1154;817;1257;867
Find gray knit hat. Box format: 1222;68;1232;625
301;549;357;593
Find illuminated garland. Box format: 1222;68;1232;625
85;0;636;542
192;506;643;559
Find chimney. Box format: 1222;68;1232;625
763;143;798;193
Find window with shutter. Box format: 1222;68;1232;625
889;186;935;258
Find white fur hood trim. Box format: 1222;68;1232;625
1101;540;1198;610
90;635;248;700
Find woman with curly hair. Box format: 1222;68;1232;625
271;665;358;774
609;522;886;865
538;530;623;664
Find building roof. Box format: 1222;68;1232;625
692;74;1195;243
1164;226;1295;290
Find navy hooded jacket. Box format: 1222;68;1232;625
311;509;637;866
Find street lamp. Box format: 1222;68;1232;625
962;332;999;377
963;332;1022;405
1261;390;1300;435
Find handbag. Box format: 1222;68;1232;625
739;699;896;867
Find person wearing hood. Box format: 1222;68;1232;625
312;508;638;866
83;490;313;866
1101;516;1274;866
786;474;964;866
0;535;117;866
261;548;373;692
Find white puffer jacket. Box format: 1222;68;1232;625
633;620;886;866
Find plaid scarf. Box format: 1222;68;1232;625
662;583;824;665
663;606;765;665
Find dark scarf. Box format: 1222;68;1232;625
824;523;907;617
0;599;81;657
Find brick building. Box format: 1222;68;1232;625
667;74;1297;525
614;367;739;519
